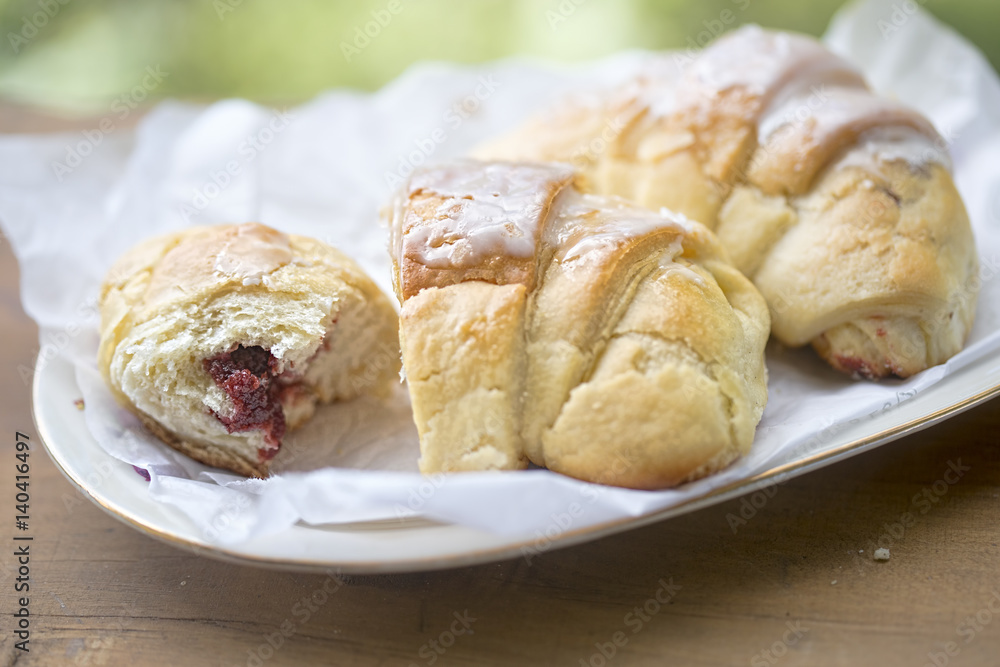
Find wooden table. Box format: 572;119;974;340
1;108;999;667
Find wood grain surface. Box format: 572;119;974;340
0;107;998;667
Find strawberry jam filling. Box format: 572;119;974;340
203;345;286;461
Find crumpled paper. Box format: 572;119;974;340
2;0;998;547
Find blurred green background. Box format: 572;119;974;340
0;0;997;113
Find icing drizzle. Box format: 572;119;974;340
390;161;700;298
633;25;949;190
549;191;691;265
145;223;294;306
396;160;575;270
213;223;294;282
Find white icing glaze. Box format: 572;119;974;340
659;257;706;286
620;56;685;120
145;223;293;306
758;86;937;148
831;126;952;176
549;191;688;264
213;223;294;280
686;25;837;99
385;187;410;271
658;207;699;234
634;26;949;193
398;161;574;269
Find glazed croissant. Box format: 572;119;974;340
386;160;769;489
478;26;979;379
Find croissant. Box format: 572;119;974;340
477;26;979;379
98;223;400;477
385;160;769;489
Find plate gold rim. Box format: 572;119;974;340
32;355;1000;574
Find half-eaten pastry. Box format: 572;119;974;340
98;223;400;477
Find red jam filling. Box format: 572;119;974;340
203;345;286;460
833;354;877;378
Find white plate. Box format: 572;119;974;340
34;348;1000;573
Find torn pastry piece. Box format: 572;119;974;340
98;223;400;477
477;26;979;379
386;161;769;489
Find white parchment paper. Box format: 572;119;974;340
2;0;999;546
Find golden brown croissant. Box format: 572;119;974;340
478;26;979;379
98;223;400;477
385;160;770;489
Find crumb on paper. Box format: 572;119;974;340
874;548;891;561
74;399;85;410
831;580;837;585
